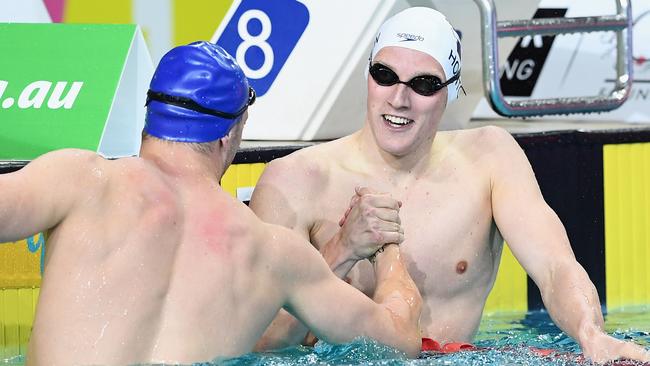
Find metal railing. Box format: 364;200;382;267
473;0;633;117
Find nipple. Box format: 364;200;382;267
456;260;468;274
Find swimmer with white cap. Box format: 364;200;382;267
368;7;463;104
252;8;650;364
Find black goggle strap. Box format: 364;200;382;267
145;89;254;120
441;72;466;96
436;72;461;91
433;72;466;96
247;87;256;107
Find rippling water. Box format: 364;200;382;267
3;307;649;365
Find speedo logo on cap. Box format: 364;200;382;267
396;32;424;42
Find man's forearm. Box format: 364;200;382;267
541;260;605;348
320;231;359;278
373;245;420;314
257;232;363;350
254;309;310;351
372;244;422;357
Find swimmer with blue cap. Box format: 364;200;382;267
7;40;422;365
144;40;256;143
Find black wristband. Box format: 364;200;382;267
368;246;386;264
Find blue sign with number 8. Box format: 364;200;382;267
216;0;310;97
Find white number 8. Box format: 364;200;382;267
236;9;274;79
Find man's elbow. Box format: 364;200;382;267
385;318;422;358
398;290;423;357
370;303;422;358
397;332;422;358
398;301;423;358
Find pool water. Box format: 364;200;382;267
2;307;649;365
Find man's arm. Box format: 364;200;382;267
0;149;99;243
251;158;403;275
488;126;650;363
271;227;421;357
251;158;403;350
249;158;321;349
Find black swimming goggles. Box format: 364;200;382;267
369;62;460;97
145;87;256;120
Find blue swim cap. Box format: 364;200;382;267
144;41;253;143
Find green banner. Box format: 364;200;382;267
0;23;137;160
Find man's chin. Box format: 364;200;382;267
377;142;414;158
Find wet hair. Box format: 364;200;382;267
141;131;217;155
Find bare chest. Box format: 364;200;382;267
309;169;500;298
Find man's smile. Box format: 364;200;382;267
383;114;414;127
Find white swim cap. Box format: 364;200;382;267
369;7;463;104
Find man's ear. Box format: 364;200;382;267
219;131;232;146
220;116;244;144
218;122;237;147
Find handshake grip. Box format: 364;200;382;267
336;186;404;263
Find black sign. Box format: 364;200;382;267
500;8;568;96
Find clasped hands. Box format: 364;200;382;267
337;186;403;262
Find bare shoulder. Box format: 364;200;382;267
254;138;351;202
447;125;517;148
474;125;519;148
28;148;158;187
261;139;348;184
11;149;112;218
17;148;108;187
443;126;522;161
28;148;103;170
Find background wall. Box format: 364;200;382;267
42;0;233;64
